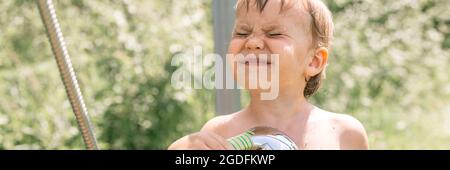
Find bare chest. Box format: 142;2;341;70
290;124;341;150
223;121;341;150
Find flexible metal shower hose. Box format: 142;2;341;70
36;0;99;150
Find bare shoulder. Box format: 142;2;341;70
331;112;369;149
200;113;235;136
314;108;369;150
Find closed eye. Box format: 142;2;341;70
235;32;249;37
267;33;283;38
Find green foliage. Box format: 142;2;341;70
312;0;450;149
0;0;213;149
240;0;450;149
0;0;449;149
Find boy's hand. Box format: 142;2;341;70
168;131;232;150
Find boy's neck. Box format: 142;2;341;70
244;89;313;126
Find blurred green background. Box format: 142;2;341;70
0;0;449;149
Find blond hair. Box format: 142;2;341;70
236;0;334;98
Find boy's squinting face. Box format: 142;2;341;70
228;0;316;93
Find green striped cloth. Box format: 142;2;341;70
227;131;255;150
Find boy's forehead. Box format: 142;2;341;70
235;22;289;32
236;0;309;16
235;0;312;30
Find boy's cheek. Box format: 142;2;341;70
227;39;246;53
277;58;304;76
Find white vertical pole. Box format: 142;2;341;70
213;0;241;115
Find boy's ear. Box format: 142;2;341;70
305;47;328;78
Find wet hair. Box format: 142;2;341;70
235;0;334;98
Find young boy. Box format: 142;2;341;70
169;0;368;150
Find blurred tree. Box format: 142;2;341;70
0;0;449;149
0;0;214;149
312;0;450;149
241;0;450;149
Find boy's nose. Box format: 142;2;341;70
245;37;264;51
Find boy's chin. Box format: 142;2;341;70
241;86;273;93
245;88;280;101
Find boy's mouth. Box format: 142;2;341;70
236;55;273;66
